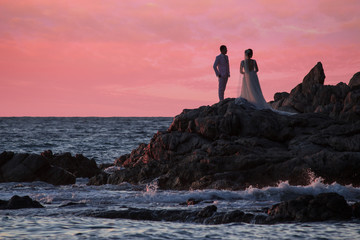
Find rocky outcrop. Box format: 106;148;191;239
89;98;360;190
0;151;76;185
41;150;100;178
0;195;44;210
271;63;360;122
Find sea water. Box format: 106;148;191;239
0;117;360;240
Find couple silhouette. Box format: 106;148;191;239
213;45;270;110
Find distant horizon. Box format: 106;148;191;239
1;0;359;117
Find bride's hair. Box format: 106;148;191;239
245;49;253;59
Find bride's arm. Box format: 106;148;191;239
240;61;245;74
254;60;259;72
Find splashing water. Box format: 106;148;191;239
146;178;159;194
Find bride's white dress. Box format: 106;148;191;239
235;59;295;115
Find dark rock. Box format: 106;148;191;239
352;202;360;218
98;163;113;170
302;62;325;95
274;92;290;102
0;195;44;210
349;72;360;89
88;172;109;186
59;201;87;208
197;205;217;218
267;193;352;222
40;165;76;185
271;62;359;122
221;209;245;223
114;154;130;166
42;151;100;178
84;193;356;224
85;205;259;224
0;151;75;185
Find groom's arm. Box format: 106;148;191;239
213;56;220;77
227;58;230;77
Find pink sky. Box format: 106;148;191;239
1;0;359;116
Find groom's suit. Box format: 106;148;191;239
213;54;230;101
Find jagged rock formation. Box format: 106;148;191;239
271;62;360;122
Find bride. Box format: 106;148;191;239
235;49;295;115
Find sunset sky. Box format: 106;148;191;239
1;0;359;117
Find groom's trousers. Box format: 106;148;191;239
218;76;228;101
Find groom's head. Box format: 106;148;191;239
220;45;227;55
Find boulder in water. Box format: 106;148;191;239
0;151;75;185
41;150;100;178
0;195;44;210
266;192;352;222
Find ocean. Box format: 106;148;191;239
0;117;360;240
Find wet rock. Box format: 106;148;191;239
197;205;217;218
85;193;357;225
87;172;109;186
351;202;360;218
267;193;352;222
0;195;44;210
221;210;245;223
59;201;87;208
42;150;100;178
0;151;75;185
85;205;258;224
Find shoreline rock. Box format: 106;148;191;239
84;193;360;224
266;192;352;223
3;193;360;224
41;150;100;178
0;151;101;185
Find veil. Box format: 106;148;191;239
235;50;296;115
237;57;248;97
236;53;272;110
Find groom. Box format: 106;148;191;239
213;45;230;101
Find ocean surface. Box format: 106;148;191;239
1;117;360;240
